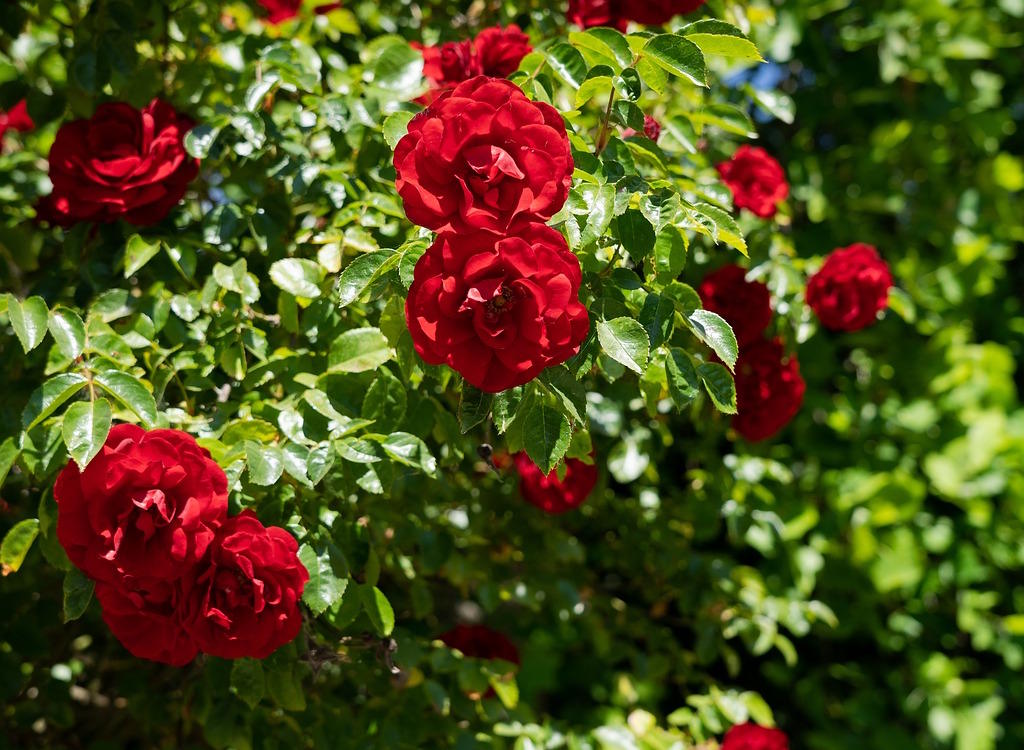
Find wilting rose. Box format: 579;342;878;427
732;338;805;442
95;580;198;666
716;145;789;218
699;264;773;347
394;76;573;233
41;99;198;227
55;424;227;586
568;0;705;30
404;222;589;392
255;0;342;23
515;453;598;514
721;723;790;750
183;510;308;659
806;243;892;331
0;99;34;141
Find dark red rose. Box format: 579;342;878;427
394;76;573;233
55;424;228;586
183;510;308;659
699;264;773;347
568;0;705;29
256;0;341;23
95;580;198;666
716;145;789;219
806;243;892;332
721;723;790;750
416;39;481;100
405;222;589;392
474;26;532;78
41;99;198;227
440;624;520;665
0;99;34;140
623;115;661;142
514;453;598;514
732;338;805;442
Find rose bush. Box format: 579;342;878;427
1;1;1022;750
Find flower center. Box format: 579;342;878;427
485;286;518;318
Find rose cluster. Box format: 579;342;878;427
700;265;805;441
38;99;198;228
396;75;588;393
414;25;532;103
55;425;308;665
568;0;707;31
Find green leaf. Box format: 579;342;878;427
383;110;415;149
682;20;764;62
93;370;159;428
371;42;423;92
362;370;407;433
8;295;49;353
639;294;675;349
328;327;392;373
582;27;633;69
688;310;739;371
654;225;688;283
269;258;325;299
614;210;656;261
298;542;349;616
459;386;493;434
62;398;113;470
643;34;708;87
597;318;650;374
698;362;738;414
230;658;266;710
545;43;588;89
380;432;437;476
665;348;700;409
47;308;87;361
183;123;220;159
489;676;520;710
0;437;18;489
22;372;88;431
689;203;748;256
492;387;525;434
246;442;285;486
336;252;392;308
524;405;572;475
360;585;395;637
62;567;94;622
123;234;162;278
1;518;39;575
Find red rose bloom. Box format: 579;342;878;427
417;40;481;97
405;222;589;392
721;723;790;750
95;580;198;666
40;99;198;227
698;264;773;347
515;453;598;514
256;0;341;23
475;26;532;79
717;145;789;219
568;0;705;30
732;338;805;442
806;243;892;332
624;115;661;142
394;76;573;233
0;99;34;140
440;624;520;665
55;424;228;586
183;510;308;659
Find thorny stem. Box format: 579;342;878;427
595;89;617;155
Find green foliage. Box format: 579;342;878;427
0;1;1022;749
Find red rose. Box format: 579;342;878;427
440;624;520;665
183;510;308;659
515;453;598;514
698;264;773;347
417;40;481;100
474;26;532;79
721;723;790;750
717;145;789;219
55;424;228;586
95;580;198;666
256;0;341;23
39;99;198;227
623;115;661;142
0;99;34;140
405;222;589;392
394;76;573;233
733;338;805;442
568;0;705;30
806;243;892;332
